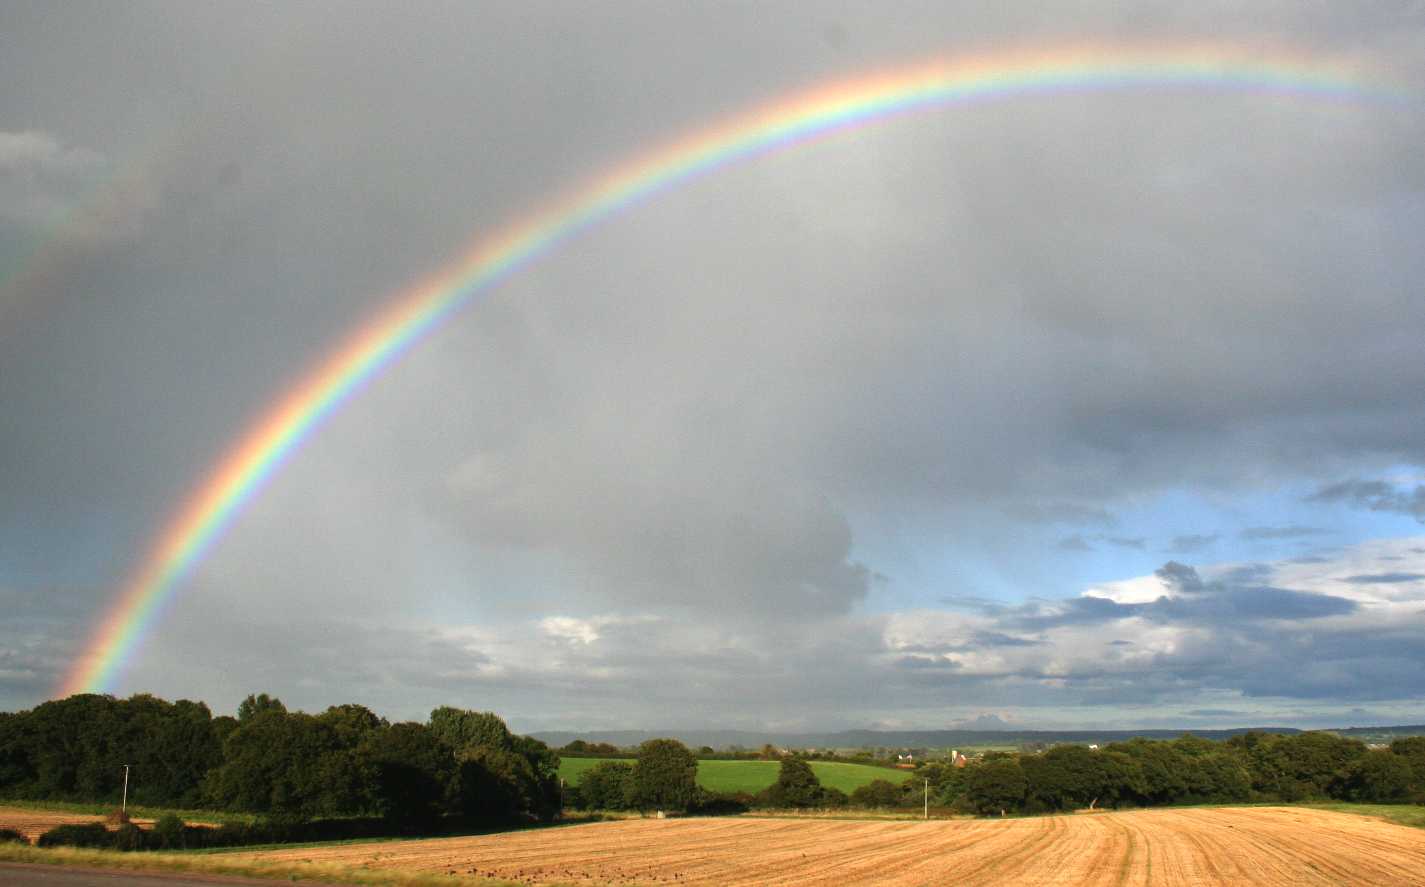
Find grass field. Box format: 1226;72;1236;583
558;757;913;794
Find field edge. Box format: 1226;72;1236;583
0;844;529;887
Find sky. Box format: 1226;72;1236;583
3;1;1425;732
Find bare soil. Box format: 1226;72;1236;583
239;806;1425;886
0;806;155;843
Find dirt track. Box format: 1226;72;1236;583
243;806;1425;886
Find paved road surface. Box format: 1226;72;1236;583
0;864;342;887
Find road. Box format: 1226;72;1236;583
0;864;343;887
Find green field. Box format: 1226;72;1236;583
558;758;913;795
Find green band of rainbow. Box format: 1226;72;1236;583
57;43;1400;697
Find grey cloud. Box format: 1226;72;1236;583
4;3;1425;724
1013;561;1356;631
1103;536;1147;550
1007;502;1117;527
1156;561;1207;594
0;130;105;227
1241;525;1330;540
1171;533;1219;553
1309;480;1425;522
1013;595;1139;629
1151;586;1357;622
1057;534;1094;552
1344;572;1425;584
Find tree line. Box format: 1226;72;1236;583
940;732;1425;815
0;693;560;830
5;694;1423;828
572;732;1425;815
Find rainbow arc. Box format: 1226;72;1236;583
58;43;1397;697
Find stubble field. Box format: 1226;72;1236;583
243;805;1425;886
0;806;155;843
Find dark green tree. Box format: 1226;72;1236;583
963;756;1027;815
761;757;823;808
236;693;286;723
631;739;699;812
1338;751;1414;803
359;722;455;829
577;760;636;809
428;707;512;751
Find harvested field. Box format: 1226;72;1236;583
244;806;1425;886
0;806;153;843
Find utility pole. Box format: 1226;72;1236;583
121;764;131;814
923;778;929;820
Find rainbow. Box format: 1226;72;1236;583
58;43;1398;696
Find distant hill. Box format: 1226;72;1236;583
529;725;1323;750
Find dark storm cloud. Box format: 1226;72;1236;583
1309;480;1425;522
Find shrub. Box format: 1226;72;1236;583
37;822;113;848
112;822;146;851
578;760;636;810
152;813;186;849
688;789;753;815
0;827;28;844
850;779;905;809
820;787;849;808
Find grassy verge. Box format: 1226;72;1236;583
1310;802;1425;829
0;843;531;886
0;798;255;825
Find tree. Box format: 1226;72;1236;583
963;756;1027;815
203;709;363;817
631;739;699;812
762;757;823;808
359;722;454;829
577;760;636;809
428;707;512;752
236;694;286;723
1390;737;1425;798
1338;751;1414;803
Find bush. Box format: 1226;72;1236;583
112;822;146;851
0;827;28;844
577;760;636;810
37;822;114;848
152;813;186;849
688;789;753;815
820;787;849;808
850;779;905;809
